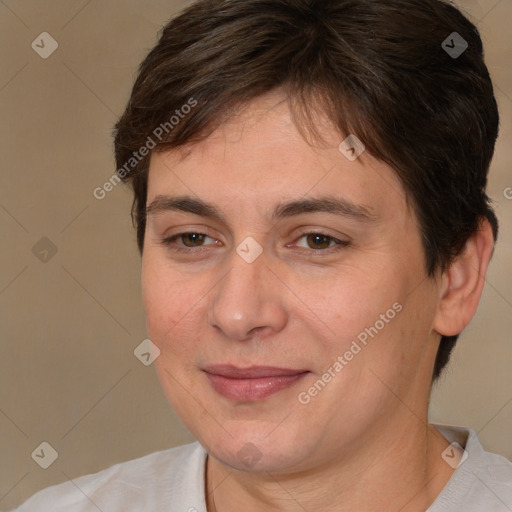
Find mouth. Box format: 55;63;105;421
203;364;310;402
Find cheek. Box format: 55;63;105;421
141;258;200;351
310;270;401;338
141;260;207;414
308;266;427;382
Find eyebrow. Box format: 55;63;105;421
145;194;378;224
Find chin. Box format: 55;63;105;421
196;424;311;473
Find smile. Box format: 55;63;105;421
203;365;310;401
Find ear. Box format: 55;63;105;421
433;218;495;337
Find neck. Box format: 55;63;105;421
205;420;455;512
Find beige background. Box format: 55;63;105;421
0;0;510;509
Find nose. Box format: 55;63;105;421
208;247;288;341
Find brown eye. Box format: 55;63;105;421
292;232;350;254
160;232;217;253
181;233;207;247
305;233;332;250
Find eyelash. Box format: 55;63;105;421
159;231;350;255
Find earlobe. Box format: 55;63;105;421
433;218;495;337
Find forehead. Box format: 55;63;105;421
146;92;409;225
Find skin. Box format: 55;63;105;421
141;89;494;511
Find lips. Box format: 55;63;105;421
203;365;309;401
204;365;307;378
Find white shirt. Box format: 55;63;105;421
12;425;512;511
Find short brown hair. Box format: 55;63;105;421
113;0;499;380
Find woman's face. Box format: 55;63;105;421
141;91;441;473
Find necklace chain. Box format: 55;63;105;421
207;455;217;512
